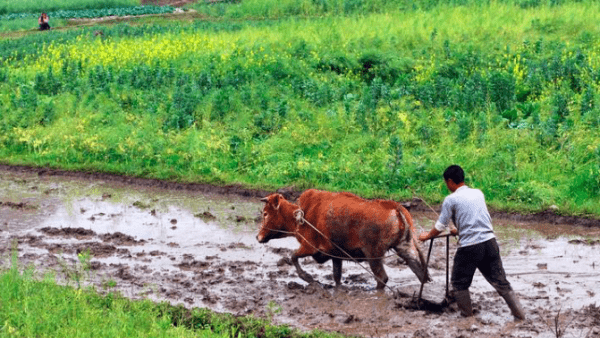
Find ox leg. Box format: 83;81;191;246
368;259;388;290
332;258;342;288
291;246;316;284
291;254;315;283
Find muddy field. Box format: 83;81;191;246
1;166;600;338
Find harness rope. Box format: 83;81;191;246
263;227;399;261
261;199;444;296
298;196;452;302
302;211;400;293
265;208;412;294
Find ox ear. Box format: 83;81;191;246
273;194;281;210
261;194;283;209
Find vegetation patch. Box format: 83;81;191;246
0;1;599;218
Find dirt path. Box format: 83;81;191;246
1;165;599;337
140;0;225;7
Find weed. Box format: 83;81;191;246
102;278;117;290
539;307;576;338
265;300;282;322
132;200;152;209
56;248;92;289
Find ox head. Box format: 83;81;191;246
395;209;432;284
256;193;299;244
402;237;432;284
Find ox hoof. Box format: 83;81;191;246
333;286;348;296
299;274;315;284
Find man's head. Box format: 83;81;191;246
443;165;465;192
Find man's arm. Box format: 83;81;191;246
418;226;458;241
418;197;457;241
418;227;441;241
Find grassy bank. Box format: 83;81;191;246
0;253;339;338
0;2;599;217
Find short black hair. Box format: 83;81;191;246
443;165;464;184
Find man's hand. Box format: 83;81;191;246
450;227;458;236
418;231;430;242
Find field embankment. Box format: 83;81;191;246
1;1;599;217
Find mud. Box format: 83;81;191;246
1;165;600;337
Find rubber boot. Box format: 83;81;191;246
454;290;473;317
500;291;526;320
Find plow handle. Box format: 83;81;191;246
417;233;456;305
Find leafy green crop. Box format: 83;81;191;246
0;6;175;21
0;0;140;16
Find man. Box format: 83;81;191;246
38;13;51;31
418;165;525;320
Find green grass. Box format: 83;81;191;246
0;0;140;15
0;17;72;32
0;252;343;338
186;0;600;19
0;1;599;218
0;263;211;337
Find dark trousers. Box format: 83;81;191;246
39;23;50;31
451;238;512;294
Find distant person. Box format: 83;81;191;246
418;164;526;320
38;13;50;31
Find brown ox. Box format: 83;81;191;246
257;189;430;290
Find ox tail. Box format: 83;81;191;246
396;207;431;284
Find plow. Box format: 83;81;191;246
401;233;455;312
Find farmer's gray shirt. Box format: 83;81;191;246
434;185;495;248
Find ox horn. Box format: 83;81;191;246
260;197;269;203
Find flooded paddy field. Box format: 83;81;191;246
1;166;599;338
